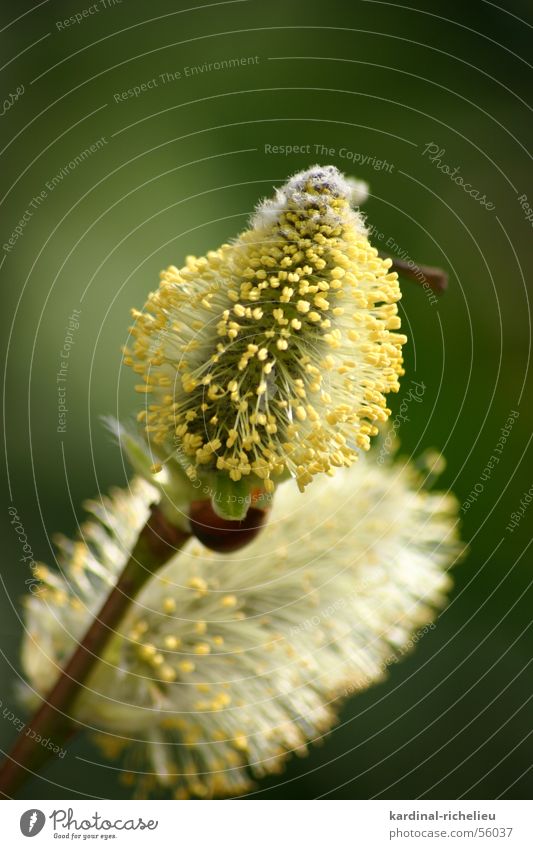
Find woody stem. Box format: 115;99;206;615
382;253;448;294
0;505;190;799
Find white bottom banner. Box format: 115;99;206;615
2;799;531;848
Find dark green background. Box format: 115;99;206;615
1;0;531;799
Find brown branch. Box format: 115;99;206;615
0;505;190;799
381;252;448;295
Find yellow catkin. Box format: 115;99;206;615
126;166;405;492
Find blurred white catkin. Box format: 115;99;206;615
21;450;461;798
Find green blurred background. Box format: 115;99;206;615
1;0;531;799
